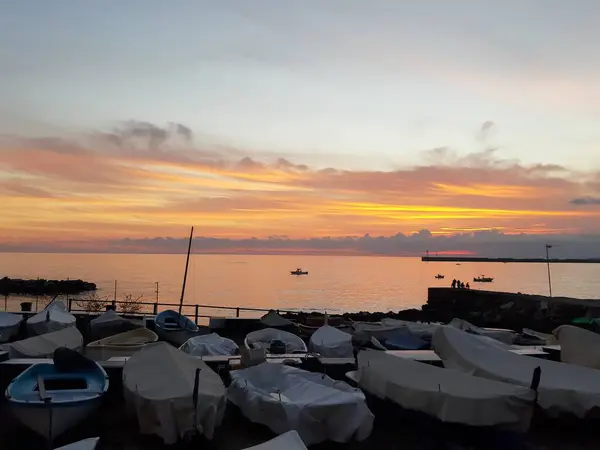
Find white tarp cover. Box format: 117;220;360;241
449;318;516;344
228;363;373;445
432;326;600;418
180;333;239;357
554;325;600;369
90;310;141;339
357;350;534;431
27;300;75;335
243;431;307;450
380;318;442;339
0;312;23;342
0;326;83;358
122;342;226;444
309;325;353;358
260;311;294;328
55;437;100;450
245;328;307;353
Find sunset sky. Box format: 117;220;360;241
1;1;600;256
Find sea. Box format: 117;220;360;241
1;253;600;316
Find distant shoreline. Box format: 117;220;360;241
422;256;600;263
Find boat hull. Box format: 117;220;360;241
155;326;210;347
0;322;22;343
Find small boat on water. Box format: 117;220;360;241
89;309;142;341
228;363;373;445
123;342;226;444
1;327;83;358
6;348;109;441
0;311;23;343
243;431;307;450
179;333;239;357
553;325;600;369
290;268;308;275
244;327;307;354
55;437;100;450
27;299;76;336
85;328;158;361
473;275;494;283
434;274;445;279
309;324;354;357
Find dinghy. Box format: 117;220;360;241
6;349;109;441
260;310;295;330
522;328;557;345
449;318;516;344
242;431;307;450
351;321;405;342
123;342;226;444
154;309;209;347
0;311;23;343
553;325;600;369
370;328;428;350
179;333;239;357
27;300;75;336
89;310;142;341
381;318;442;341
55;437;100;450
309;325;353;357
433;326;600;418
228;363;373;445
354;350;535;431
244;328;307;354
85;328;158;361
1;327;83;358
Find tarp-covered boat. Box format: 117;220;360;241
6;349;109;440
433;326;600;418
179;333;239;357
260;310;295;329
356;350;535;431
0;311;23;343
522;328;557;345
1;327;83;358
154;309;209;347
27;300;76;336
309;325;353;357
55;437;100;450
243;431;307;450
89;310;142;341
351;321;405;343
449;318;516;344
245;328;307;354
554;325;600;369
123;342;226;444
85;328;158;361
228;363;373;445
371;328;428;350
380;318;442;340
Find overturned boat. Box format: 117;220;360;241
260;310;296;331
380;318;443;341
55;438;100;450
0;311;23;343
243;431;307;450
355;349;535;431
228;363;373;445
27;300;76;336
179;333;239;357
245;328;307;354
433;326;600;418
554;325;600;369
1;327;83;358
521;328;557;345
5;348;109;441
449;318;516;344
123;342;226;444
85;328;158;361
89;309;142;341
309;324;353;357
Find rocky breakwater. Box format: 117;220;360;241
425;287;600;333
0;277;97;296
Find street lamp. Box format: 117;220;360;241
545;244;553;297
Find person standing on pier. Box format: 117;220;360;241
451;279;457;288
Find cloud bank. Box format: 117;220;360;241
1;121;600;256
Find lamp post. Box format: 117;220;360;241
545;244;553;297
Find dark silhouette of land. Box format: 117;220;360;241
422;256;600;263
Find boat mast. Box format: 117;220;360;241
178;226;194;318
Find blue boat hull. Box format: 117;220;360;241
155;310;210;347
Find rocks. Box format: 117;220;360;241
0;277;96;296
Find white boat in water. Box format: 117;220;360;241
449;318;516;344
179;333;238;357
55;437;100;450
309;325;353;357
244;328;307;354
355;349;535;431
554;325;600;369
123;342;226;444
433;326;600;418
27;300;76;336
85;328;158;361
1;327;83;358
228;363;373;445
243;431;307;450
0;311;23;343
89;310;142;341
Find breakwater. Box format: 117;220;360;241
0;277;96;296
421;256;600;263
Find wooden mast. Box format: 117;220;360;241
178;226;194;318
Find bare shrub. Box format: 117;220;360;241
75;292;108;313
120;293;144;315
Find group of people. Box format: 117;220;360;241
451;279;470;289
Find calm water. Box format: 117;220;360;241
1;253;600;316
